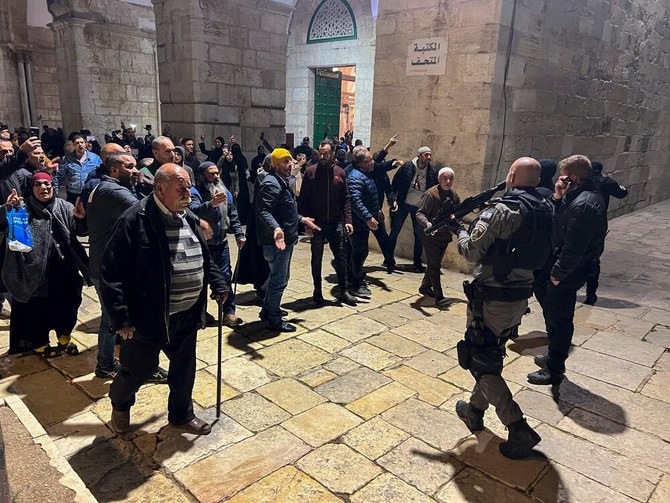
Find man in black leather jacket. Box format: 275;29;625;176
529;155;607;385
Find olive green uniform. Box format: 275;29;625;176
456;199;533;426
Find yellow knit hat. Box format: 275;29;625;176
271;148;293;167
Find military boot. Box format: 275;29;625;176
499;418;541;459
455;400;485;433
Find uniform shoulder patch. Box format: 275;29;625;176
480;209;494;221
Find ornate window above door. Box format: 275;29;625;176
307;0;357;44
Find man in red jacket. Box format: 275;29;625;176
298;141;357;306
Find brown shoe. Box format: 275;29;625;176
223;313;243;327
171;416;212;435
111;409;130;434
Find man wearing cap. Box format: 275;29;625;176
416;167;460;307
257;149;320;332
389;146;438;272
294;136;313;160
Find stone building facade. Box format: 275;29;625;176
285;0;377;146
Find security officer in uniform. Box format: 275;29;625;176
448;157;553;459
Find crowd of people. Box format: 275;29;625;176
0;120;628;453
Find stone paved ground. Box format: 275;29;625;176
0;201;669;502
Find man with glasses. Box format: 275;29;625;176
388;146;438;272
101;164;228;435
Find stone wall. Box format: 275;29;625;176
27;27;62;126
286;0;376;147
154;0;292;158
370;0;503;270
48;0;159;136
487;0;670;216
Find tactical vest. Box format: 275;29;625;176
483;188;554;283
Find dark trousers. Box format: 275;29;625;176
109;309;198;426
349;227;370;288
585;258;600;298
310;222;348;290
470;351;523;426
534;268;588;376
209;241;235;315
371;220;395;266
421;236;450;298
389;203;424;265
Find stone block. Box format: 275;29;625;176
405;350;459;377
565;346;651;391
436;468;534;503
283;403;362;447
383;366;459;406
216;356;272;392
582;330;664;367
298;330;350;353
316;367;391;404
346;382;416;420
297;444;382;495
251;88;285;108
209;45;242;65
340;342;400;371
175;426;310;503
382;398;471;451
227;466;340;503
219;393;291;432
255;339;331;377
351;473;435;503
300;369;337;388
343;417;410;459
257;378;327;414
367;332;427;357
321;314;387;342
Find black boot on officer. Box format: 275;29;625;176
499;418;541;459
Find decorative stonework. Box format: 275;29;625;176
307;0;357;44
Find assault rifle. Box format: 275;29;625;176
424;180;507;235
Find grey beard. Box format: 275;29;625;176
208;180;226;196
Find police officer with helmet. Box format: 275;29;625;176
447;157;553;459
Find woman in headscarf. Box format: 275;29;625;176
2;172;91;357
199;135;225;164
416;167;460;308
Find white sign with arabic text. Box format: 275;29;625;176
406;37;447;76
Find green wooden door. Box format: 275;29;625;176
313;69;342;146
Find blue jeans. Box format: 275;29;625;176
262;244;293;326
209;241;235;315
389;203;424;265
92;278;116;371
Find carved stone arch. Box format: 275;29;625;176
306;0;356;44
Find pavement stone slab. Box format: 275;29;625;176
435;467;535;503
378;436;463;495
219;392;291;432
650;475;670;503
282;402;362;447
350;473;435;503
611;316;656;338
296;443;382;495
514;388;570;425
299;304;357;330
532;461;637;503
641;352;670;403
556;407;670;473
227;466;342;503
382;398;471;451
366;332;428;357
105;473;193;503
405;349;459;377
300;368;338;387
644;326;670;348
298;329;351;353
343;416;410;459
383;366;459;406
195;333;261;365
346;381;416;420
452;436;547;491
340;342;400;370
535;424;661;501
364;307;412;329
174;426;310;503
438;364;475;390
192;368;239;409
215;355;273;392
255;338;331;377
391;319;461;352
582;330;665;367
566;345;652;391
257;377;327;414
323;356;360;375
315;366;391;404
321;314;388;342
92;385;168;436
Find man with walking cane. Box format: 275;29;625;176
102;164;228;435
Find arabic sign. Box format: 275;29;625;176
406;37;447;76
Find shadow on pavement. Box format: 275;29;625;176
552;379;627;432
577;295;640;309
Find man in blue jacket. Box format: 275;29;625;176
101;164;228;435
56;134;102;203
347;148;393;297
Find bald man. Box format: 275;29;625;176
101;164;228;435
449;157;554;460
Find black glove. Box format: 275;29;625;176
446;216;465;236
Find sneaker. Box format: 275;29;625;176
268;321;297;333
147;366;169;384
349;284;371;298
223;314;243;326
95;358;121;379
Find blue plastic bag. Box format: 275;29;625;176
7;205;33;252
